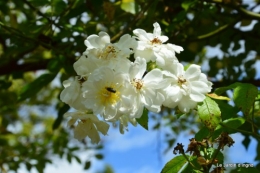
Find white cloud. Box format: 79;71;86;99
106;125;157;152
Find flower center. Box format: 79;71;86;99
100;44;117;60
177;75;191;94
132;78;143;90
177;76;187;86
150;37;162;45
98;85;120;105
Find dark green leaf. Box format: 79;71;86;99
212;117;246;139
67;153;72;163
198;96;221;131
161;155;188;173
214;83;238;95
215;100;239;120
0;80;12;89
52;103;70;130
74;156;81;164
255;142;260;161
47;58;62;73
233;83;258;116
18;73;56;101
95;154;104;160
176;113;186;119
195;126;210;141
136;108;149;130
84;161;91;170
242;135;251;150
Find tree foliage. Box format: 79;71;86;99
0;0;260;172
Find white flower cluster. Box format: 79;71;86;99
60;22;212;144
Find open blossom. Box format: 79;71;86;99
81;66;133;121
60;77;86;111
83;32;136;72
133;22;183;67
127;57;168;118
65;111;109;144
162;63;212;113
73;55;99;78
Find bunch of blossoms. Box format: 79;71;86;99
60;22;212;144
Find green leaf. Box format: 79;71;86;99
67;153;72;163
176;113;186;119
214;83;238;95
161;155;188;173
207;93;230;101
18;73;56;101
233;83;258;116
47;58;62;73
0;80;12;89
195;126;210;141
215;100;239;121
73;156;81;164
254;142;260;161
181;1;194;11
120;0;136;14
84;161;91;170
95;154;103;160
206;148;224;164
136;108;148;130
52;103;70;130
242;135;251;150
198;96;221;131
212;117;246;139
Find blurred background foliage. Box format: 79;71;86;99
0;0;260;172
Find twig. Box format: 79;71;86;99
110;1;155;42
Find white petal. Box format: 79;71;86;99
153;22;161;37
130;57;146;79
178;96;197;113
159;36;168;43
185;64;201;81
166;43;184;53
99;31;110;45
191;81;210;94
133;29;150;41
143;69;162;85
94;120;110;135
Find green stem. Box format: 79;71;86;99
182;154;196;168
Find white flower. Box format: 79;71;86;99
65;111;110;144
60;77;86;111
163;63;212;113
118;115;137;134
127;57;167;118
133;22;183;66
81;66;133;120
73;55;99;77
83;32;136;73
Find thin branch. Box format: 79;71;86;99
207;0;260;20
189;18;240;41
22;0;62;30
237;7;260;20
0;60;50;76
